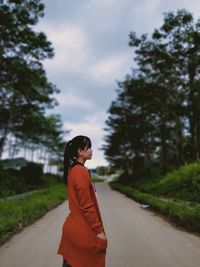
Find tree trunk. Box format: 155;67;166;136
0;93;17;159
188;97;198;161
0;125;9;159
0;136;6;158
160;122;168;170
188;61;199;161
175;115;184;165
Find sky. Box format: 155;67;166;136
37;0;200;168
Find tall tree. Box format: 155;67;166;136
104;9;200;181
0;0;59;157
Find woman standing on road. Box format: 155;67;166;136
57;135;108;267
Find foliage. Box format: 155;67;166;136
0;164;28;197
41;172;63;187
91;176;105;183
0;162;63;197
0;184;66;244
133;161;200;203
96;166;110;176
0;0;66;161
103;9;200;181
20;162;43;185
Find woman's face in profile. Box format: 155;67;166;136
78;147;93;160
84;147;93;160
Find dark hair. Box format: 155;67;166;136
63;135;91;184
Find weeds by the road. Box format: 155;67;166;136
109;162;200;235
0;184;66;245
91;176;105;183
132;162;200;203
109;182;200;235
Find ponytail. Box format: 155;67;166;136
63;135;92;185
63;140;76;184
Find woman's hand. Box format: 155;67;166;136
97;231;107;240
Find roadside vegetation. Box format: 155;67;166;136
91;176;106;183
109;161;200;234
0;183;66;245
0;161;105;245
0;162;63;198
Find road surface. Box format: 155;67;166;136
0;183;200;267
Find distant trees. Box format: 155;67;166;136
0;0;66;170
104;9;200;182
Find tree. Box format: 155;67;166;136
13;112;67;173
104;9;200;181
0;0;59;157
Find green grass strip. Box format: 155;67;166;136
91;176;105;183
0;184;66;244
109;182;200;234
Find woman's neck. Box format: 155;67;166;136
76;157;86;165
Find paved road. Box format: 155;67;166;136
0;183;200;267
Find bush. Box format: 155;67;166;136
40;173;63;187
20;162;43;186
0;166;24;197
0;162;62;198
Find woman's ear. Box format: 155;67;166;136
77;148;83;157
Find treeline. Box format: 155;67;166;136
0;0;66;166
104;9;200;182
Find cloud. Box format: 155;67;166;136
38;22;90;74
86;0;136;34
38;19;133;86
89;0;118;8
88;0;134;16
56;91;94;109
63;113;108;168
88;52;132;84
130;0;200;35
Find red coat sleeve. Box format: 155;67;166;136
73;167;103;235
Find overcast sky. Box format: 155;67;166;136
37;0;200;168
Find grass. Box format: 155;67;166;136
133;162;200;203
91;176;105;183
109;161;200;235
0;184;66;244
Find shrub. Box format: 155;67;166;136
20;162;43;186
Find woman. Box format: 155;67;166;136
57;135;108;267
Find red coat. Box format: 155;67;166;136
57;164;108;267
